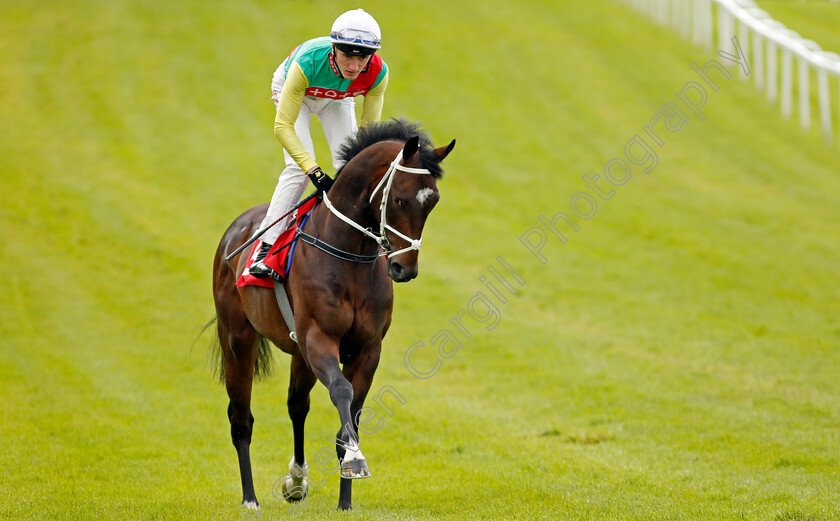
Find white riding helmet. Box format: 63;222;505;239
330;9;381;51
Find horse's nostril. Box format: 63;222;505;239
388;262;418;282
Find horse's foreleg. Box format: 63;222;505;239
219;318;261;509
334;403;364;510
323;364;361;466
280;353;317;502
303;332;370;508
336;344;381;510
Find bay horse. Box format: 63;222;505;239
211;119;455;511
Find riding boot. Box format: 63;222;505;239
248;241;275;279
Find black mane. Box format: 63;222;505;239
336;118;444;179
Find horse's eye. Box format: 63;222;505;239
394;196;407;209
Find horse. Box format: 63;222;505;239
210;118;455;511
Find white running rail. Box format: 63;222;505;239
619;0;840;147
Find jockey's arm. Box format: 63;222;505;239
360;70;389;126
274;61;318;173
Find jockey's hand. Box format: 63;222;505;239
307;166;334;194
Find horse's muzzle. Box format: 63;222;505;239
388;261;417;282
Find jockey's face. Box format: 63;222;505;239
334;48;372;80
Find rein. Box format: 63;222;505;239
297;230;379;263
313;149;432;262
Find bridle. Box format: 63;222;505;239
314;149;433;261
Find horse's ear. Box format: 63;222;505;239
434;139;456;162
403;136;420;162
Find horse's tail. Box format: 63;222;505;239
200;316;274;383
200;317;225;382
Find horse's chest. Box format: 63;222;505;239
349;298;390;337
337;296;391;354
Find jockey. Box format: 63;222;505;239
250;8;388;279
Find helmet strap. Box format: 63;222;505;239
329;46;344;78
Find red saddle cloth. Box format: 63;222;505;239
235;198;319;288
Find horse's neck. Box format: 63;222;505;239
330;142;395;212
311;162;381;255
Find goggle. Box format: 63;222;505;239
330;28;380;48
334;43;375;57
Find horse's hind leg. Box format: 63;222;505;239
279;353;317;502
218;313;261;509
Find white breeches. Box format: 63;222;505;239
259;62;358;244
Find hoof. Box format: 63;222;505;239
276;456;309;502
281;476;308;502
241;501;261;521
340;458;370;479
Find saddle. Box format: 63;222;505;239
235;197;320;288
